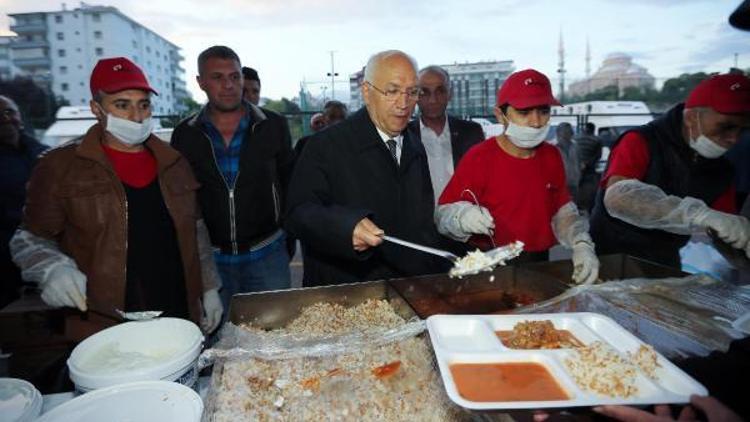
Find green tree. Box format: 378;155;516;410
567;85;620;103
0;76;66;129
264;97;303;140
161;96;203;128
180;96;202;116
659;72;713;106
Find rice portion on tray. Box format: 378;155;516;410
207;299;461;421
564;341;640;398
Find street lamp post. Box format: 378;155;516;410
326;50;338;101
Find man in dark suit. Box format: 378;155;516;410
408;65;485;201
285;50;450;286
0;96;47;308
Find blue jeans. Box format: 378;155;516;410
214;234;291;321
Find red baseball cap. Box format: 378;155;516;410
90;57;158;98
685;73;750;114
496;69;561;109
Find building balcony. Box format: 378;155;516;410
13;57;51;68
10;22;47;34
11;40;49;49
169;50;185;62
172;86;190;99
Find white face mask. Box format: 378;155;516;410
504;120;550;149
105;113;153;146
688;112;727;159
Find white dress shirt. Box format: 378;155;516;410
420;116;453;201
375;126;403;164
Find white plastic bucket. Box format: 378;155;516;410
36;380;203;422
67;318;203;392
0;378;42;422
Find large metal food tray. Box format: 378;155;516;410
388;254;685;319
227;279;417;327
388;266;567;318
227;254;684;326
203;281;428;422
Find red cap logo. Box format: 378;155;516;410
685;74;750;114
90;57;158;98
497;69;561;109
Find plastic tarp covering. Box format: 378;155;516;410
603;179;704;235
550;201;591;248
515;274;750;359
199;316;469;421
199;319;426;364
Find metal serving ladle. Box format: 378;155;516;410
115;309;163;321
381;235;524;277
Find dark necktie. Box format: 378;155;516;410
386;139;398;164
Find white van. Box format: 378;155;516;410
552;101;655;172
42;106;172;147
552;101;654;145
470;117;504;138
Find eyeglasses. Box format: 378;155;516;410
366;82;420;102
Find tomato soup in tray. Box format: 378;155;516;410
450;362;569;402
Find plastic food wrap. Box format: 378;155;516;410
515;274;750;359
199;300;468;422
550;201;592;248
603;179;706;235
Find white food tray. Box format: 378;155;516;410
426;312;708;410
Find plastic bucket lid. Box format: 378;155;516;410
67;318;203;391
36;380;203;422
0;378;42;422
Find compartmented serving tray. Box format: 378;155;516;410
427;312;707;410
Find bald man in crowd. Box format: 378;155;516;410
285;50;450;286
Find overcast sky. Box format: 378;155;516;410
1;0;748;102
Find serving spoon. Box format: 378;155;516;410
115;309;163;321
381;235;524;277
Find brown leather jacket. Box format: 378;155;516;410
19;125;212;334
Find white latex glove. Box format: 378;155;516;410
201;288;223;333
458;205;495;236
571;242;599;285
693;209;750;255
40;265;87;311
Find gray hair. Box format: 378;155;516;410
418;65;451;89
0;95;19;112
363;50;418;84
